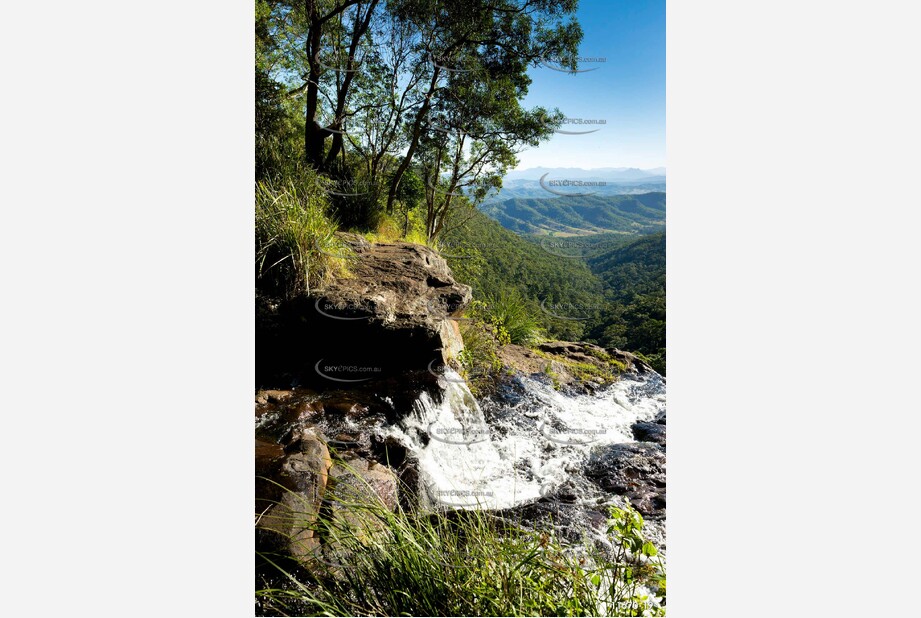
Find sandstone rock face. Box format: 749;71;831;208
257;234;471;386
586;443;666;519
318;235;471;328
256;426;401;568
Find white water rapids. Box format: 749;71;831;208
383;370;666;511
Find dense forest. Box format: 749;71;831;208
440;206;605;342
480;192;666;236
256;0;584;241
584;232;666;373
440;206;666;372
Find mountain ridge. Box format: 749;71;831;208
480;192;666;236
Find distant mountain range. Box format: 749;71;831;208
480;192;665;236
503;167;666;181
485;167;665;202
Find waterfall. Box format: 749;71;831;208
385;369;666;511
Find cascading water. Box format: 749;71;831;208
384;369;666;513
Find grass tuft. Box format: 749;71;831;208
257;476;665;617
480;289;545;346
255;172;349;297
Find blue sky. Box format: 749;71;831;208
515;0;665;170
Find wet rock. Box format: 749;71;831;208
395;459;420;512
324;457;399;547
256;389;293;405
328;457;399;512
294;400;322;421
371;435;407;469
586;443;666;519
255;390;324;442
333;433;361;446
255;439;286;511
324;400;369;418
257;429;332;558
255;439;285;475
631;421;666;447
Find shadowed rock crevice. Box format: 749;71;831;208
257;234;471;388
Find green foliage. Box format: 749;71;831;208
255;174;348;298
532;348;625;387
257;0;584;237
402;204;430;245
478;289;544;346
635;350;666;376
256;483;665;617
437;205;666;372
542;364;562;390
255;69;305;182
586;232;665;297
440;206;603;342
393;169;425;235
324;155;385;231
584;233;666;374
603;503;667;615
456;305;506;396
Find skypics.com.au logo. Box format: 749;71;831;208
554;117;606;135
313;360;382;383
539;173;605;197
539;55;607;73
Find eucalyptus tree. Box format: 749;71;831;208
340;11;431;196
256;0;583;234
383;0;583;214
259;0;382;171
417;66;563;242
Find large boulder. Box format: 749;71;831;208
537;341;654;375
257;234;471;387
498;340;654;394
322;456;399;553
631;421;666;447
317;236;471;328
328;456;399;512
257;429;332;558
586;443;666;519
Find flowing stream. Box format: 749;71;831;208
383;370;666;512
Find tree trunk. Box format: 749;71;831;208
324;0;379;168
386;67;440;213
304;11;326;170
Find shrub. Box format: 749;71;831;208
362;212;405;244
457;309;506;396
480;289;545;346
402;204;430;246
256;480;666;617
325;158;385;231
255;174;348;297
